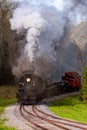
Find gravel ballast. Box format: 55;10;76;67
5;104;34;130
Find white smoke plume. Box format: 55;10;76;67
10;0;87;80
10;0;66;79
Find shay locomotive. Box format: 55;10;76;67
16;71;81;105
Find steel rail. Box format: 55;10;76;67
34;105;87;130
23;105;70;130
19;104;48;130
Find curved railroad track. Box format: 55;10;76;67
20;104;69;130
20;104;48;130
34;105;87;130
18;92;87;130
19;104;87;130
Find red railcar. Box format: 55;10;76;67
61;72;81;90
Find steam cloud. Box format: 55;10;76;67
10;0;87;80
63;0;87;24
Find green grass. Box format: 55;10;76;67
0;85;17;130
49;96;87;124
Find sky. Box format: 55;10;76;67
53;0;64;10
13;0;64;11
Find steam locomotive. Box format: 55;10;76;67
16;71;81;104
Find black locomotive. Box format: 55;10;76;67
16;71;46;104
16;71;81;104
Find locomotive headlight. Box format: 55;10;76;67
26;78;31;82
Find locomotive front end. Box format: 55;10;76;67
16;71;46;105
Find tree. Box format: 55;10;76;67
80;66;87;103
72;41;87;102
0;0;17;84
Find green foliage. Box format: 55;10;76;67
0;113;15;130
51;96;81;106
0;98;16;107
49;96;87;124
0;103;16;129
0;124;15;130
0;86;17;130
0;107;4;114
79;66;87;102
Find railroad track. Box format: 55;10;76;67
34;105;87;130
20;104;70;130
19;104;48;130
18;92;87;130
19;104;87;130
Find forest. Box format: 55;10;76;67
0;0;18;84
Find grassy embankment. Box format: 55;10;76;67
49;95;87;124
0;85;17;130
